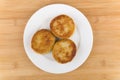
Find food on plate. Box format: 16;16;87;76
31;14;77;64
50;14;75;39
31;29;56;54
52;39;76;63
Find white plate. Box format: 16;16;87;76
23;4;93;74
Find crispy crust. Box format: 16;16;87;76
52;39;76;63
50;15;75;39
31;29;56;54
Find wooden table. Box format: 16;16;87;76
0;0;120;80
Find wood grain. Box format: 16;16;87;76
0;0;120;80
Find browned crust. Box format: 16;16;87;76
52;39;76;63
50;14;75;39
31;29;56;54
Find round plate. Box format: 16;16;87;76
23;4;93;74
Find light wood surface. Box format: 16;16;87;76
0;0;120;80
